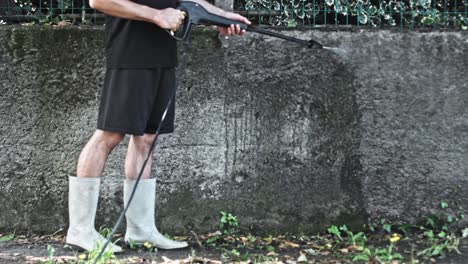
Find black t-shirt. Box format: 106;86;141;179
105;0;178;68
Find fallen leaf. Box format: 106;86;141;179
207;231;222;237
340;248;349;253
348;245;364;251
304;248;319;256
462;228;468;238
279;240;300;248
297;254;308;262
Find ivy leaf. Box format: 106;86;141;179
447;214;454;223
287;19;297;28
438;231;446;238
358;13;368;24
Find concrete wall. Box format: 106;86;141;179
0;26;466;234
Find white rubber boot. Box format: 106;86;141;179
124;178;188;249
66;177;122;253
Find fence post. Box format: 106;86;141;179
215;0;234;11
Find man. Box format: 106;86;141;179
65;0;250;252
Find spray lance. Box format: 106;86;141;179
171;1;324;49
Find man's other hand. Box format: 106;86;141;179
217;11;251;36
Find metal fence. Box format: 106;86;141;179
235;0;468;29
0;0;100;24
0;0;467;29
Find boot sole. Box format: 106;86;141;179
65;242;124;254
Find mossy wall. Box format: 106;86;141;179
0;26;466;234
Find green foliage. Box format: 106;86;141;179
98;226;112;239
237;0;467;29
87;242;118;264
163;233;174;240
417;234;461;259
45;245;55;264
220;211;239;235
327;225;343;240
327;225;367;246
353;244;403;262
0;233;14;242
127;239;138;250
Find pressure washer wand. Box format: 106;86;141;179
246;26;323;49
174;1;324;49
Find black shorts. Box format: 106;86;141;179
97;68;176;135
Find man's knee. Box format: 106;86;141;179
130;133;157;152
93;130;125;151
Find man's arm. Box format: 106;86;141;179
181;0;228;17
89;0;184;31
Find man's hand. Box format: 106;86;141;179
217;11;251;36
153;8;186;32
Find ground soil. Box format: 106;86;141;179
0;233;467;263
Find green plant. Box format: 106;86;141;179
327;225;342;240
417;234;460;259
149;247;158;262
87;242;119;264
127;239;137;250
0;233;14;242
353;244;403;262
380;219;393;234
327;225;366;246
43;244;55;264
266;245;275;252
205;235;220;247
397;223;412;238
339;225;367;246
220;211;239;235
98;226;112;239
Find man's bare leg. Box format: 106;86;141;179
122;133;188;249
77;130;125;177
67;129;125;252
124;133;156;179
